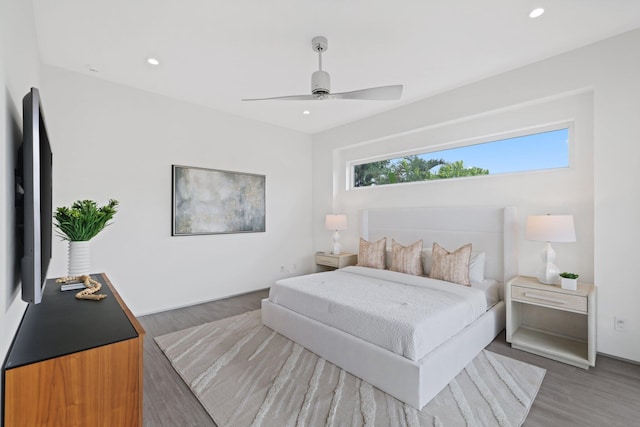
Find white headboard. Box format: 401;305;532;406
360;206;518;283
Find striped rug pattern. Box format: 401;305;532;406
155;310;545;427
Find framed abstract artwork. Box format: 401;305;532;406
172;165;266;236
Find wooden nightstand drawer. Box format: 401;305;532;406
512;285;587;313
316;254;339;268
315;252;357;270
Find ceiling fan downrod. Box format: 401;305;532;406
311;36;330;95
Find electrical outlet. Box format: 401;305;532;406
614;317;626;331
280;265;291;274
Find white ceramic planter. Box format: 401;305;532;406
68;241;91;276
560;277;577;291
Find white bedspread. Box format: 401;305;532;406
268;266;488;361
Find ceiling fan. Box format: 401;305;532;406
242;36;403;101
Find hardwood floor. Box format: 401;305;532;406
139;290;269;427
139;290;640;427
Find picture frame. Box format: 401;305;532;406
172;165;266;236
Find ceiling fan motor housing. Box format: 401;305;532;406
312;70;330;94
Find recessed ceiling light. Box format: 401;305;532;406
147;57;160;66
529;7;545;18
303;110;311;115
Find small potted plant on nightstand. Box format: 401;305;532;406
559;272;579;290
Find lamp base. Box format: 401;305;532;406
331;230;342;255
536;242;559;284
537;266;560;285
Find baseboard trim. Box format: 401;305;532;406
597;351;640;366
135;287;270;317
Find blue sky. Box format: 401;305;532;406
409;128;569;174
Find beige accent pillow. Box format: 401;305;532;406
429;242;472;286
389;239;424;276
356;237;386;269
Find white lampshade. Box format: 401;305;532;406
325;214;347;231
525;214;576;284
525;215;576;242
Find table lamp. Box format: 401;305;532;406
525;214;576;284
325;214;347;254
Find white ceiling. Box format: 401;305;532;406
32;0;640;134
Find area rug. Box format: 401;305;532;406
155;310;545;427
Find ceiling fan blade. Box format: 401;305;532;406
244;37;403;103
242;94;326;101
331;85;403;100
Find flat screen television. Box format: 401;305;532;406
18;87;53;304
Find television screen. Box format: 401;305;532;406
20;87;53;304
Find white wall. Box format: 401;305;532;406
1;0;40;366
312;29;640;362
41;66;313;315
331;92;594;283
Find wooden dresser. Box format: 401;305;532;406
2;274;144;427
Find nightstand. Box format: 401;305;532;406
315;252;357;271
506;276;596;369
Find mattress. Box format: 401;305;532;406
472;278;500;308
268;266;490;361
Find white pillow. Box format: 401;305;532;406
469;251;486;283
421;249;433;273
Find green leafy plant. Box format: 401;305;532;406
559;272;579;279
54;199;119;241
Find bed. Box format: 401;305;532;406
262;206;518;409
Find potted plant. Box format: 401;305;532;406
559;272;579;290
54;199;119;276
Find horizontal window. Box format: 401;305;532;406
353;127;569;188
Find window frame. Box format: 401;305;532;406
348;121;574;190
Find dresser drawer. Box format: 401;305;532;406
512;285;588;313
315;255;339;267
